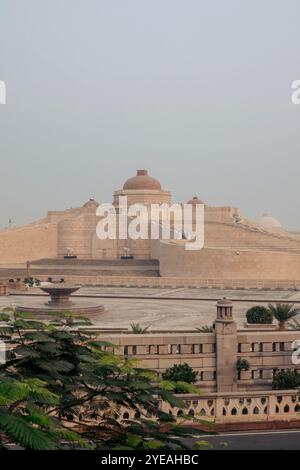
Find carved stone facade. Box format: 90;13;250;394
93;300;300;394
104;300;300;429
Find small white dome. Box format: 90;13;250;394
259;213;282;229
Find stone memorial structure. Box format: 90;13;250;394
0;169;299;286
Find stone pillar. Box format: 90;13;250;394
215;298;237;392
268;393;276;420
215;396;224;423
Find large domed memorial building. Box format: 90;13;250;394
1;169;300;286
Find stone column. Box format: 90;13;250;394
215;298;237;392
26;260;31;278
268;393;277;420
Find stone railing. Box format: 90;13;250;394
161;390;300;424
118;390;300;428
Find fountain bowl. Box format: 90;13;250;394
16;284;105;320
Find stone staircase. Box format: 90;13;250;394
0;258;160;279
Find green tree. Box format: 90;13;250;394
162;363;198;393
272;370;300;390
0;309;207;450
246;306;273;324
0;378;89;450
268;303;300;330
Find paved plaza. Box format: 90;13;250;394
1;287;300;330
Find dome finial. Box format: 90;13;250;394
187;196;205;205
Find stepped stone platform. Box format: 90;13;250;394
0;258;160;279
31;258;159;267
15;300;105;319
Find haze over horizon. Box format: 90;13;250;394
0;1;300;231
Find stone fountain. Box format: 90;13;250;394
16;284;105;319
40;285;81;308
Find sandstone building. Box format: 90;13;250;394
1;169;300;284
94;299;300;429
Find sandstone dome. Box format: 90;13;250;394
83;198;99;209
123;170;162;191
217;297;233;307
187;196;205;205
259;213;282;229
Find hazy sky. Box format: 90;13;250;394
0;0;299;230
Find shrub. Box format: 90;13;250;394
246;306;273;324
24;277;34;287
272;370;300;390
162;363;198;385
236;358;250;372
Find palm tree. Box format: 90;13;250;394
196;325;213;333
268;303;300;330
130;323;150;334
288;319;300;330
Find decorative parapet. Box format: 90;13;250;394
162;390;300;424
117;390;300;427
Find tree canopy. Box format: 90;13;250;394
0;309;208;450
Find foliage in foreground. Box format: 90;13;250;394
0;309;209;450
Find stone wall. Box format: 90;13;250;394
93;330;300;392
113;189;171;207
57;213;96;258
0;223;58;264
5;273;299;290
204;221;300;250
159;244;300;281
